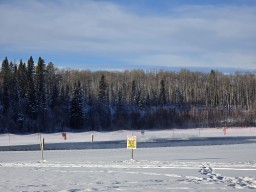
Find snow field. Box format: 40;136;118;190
1;141;256;191
1;128;256;191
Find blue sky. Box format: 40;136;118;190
0;0;256;72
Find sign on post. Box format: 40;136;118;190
127;136;137;149
127;135;136;160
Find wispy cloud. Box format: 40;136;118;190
0;0;255;70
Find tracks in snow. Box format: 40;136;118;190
1;160;256;189
199;163;256;189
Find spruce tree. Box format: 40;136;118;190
70;81;84;129
10;65;19;108
11;65;24;130
159;79;167;106
1;57;11;114
98;75;108;104
26;56;37;120
136;90;144;109
130;80;136;105
17;60;27;98
46;62;58;107
36;57;46;113
208;70;218;107
50;83;59;108
97;75;111;129
115;91;124;120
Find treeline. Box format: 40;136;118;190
0;56;256;133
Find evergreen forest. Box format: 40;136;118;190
1;56;256;133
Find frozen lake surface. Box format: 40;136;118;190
0;128;256;191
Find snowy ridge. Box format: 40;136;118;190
1;127;256;151
1;160;256;170
0;160;203;169
199;163;256;189
1;127;256;147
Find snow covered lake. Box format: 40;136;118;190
0;127;256;191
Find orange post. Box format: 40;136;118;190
62;132;67;140
223;127;227;135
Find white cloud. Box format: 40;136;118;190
0;0;255;69
133;52;256;69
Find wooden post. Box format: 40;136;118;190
131;132;133;160
41;138;44;161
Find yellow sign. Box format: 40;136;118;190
127;136;137;149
